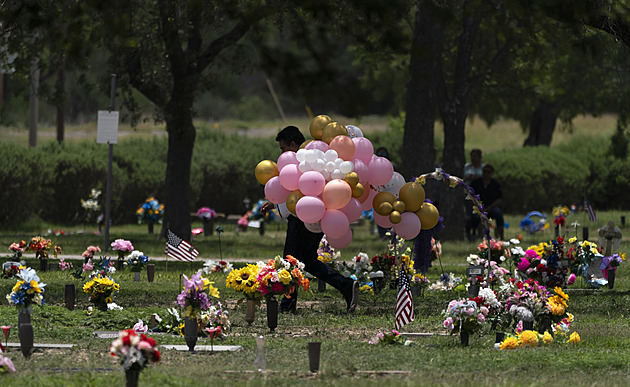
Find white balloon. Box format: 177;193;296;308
331;169;345;180
305;150;317;163
296;149;307;162
298;161;310;173
380;172;406;195
324;149;338;162
313;149;325;161
314;159;326;172
334;158;343;168
305;221;322;233
325;161;336;172
339;160;354;174
321;170;331;181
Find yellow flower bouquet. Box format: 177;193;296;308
83;273;120;311
226;264;262;303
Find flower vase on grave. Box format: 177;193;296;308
18;321;34;359
245;299;256;326
184;317;198;352
147;264;155;282
134;272;140;282
266;297;278;332
538;315;552;334
460;331;469;347
253;335;266;372
523;320;534;331
18;310;31;330
64;284;75;310
317;278;326;292
468;284;480;298
116;259;124;271
495;332;505;344
608;268;616;289
203;218;214;236
125;368;140;387
411;286;422;297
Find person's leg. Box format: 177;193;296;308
280;216;300;312
489;207;505;240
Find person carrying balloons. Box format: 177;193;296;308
259;125;359;313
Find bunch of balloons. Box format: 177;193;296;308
254;115;440;249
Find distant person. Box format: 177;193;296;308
470;164;504;240
261;126;359;313
464;149;485;240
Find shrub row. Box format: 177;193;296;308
0;129;626;227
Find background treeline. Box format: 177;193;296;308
1;126;626;228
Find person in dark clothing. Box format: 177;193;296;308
261;126;359;313
470;164;504;240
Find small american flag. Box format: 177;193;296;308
165;229;198;262
395;270;415;330
584;195;598;223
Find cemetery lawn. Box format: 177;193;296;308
0;210;629;386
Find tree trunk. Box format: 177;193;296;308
401;3;442;181
164;102;195;241
523;100;557;146
56;66;65;144
28;64;39;148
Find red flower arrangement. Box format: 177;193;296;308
109;329;160;371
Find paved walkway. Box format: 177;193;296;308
17;253;257;263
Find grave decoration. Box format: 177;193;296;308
505;279;549;331
83;267;120;311
126;251;150;281
442;297;489;346
111;238;134;270
27;236;61;272
255;115;432;250
197;206;217;235
368;329;413;346
499;327;580;350
226;264;262;325
6;267;46;314
136;196;164;233
597;221;624;288
513;237;573;288
109;329;160;387
2;261;24;279
8;240;26;261
0;353;16;374
80;188;102;226
203;259;233;275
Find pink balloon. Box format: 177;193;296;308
295;196;326;223
352;137;374;164
340;198;362;223
329;135;356;161
374;212;394;228
321;209;350;239
352;159;370;185
305;140;329;152
277;151;298;171
264;176;290;204
369;156;394;186
393;212;422;240
298;170;326;196
322;179;352;210
360;186;378;211
278;164;302;191
328;228;353;249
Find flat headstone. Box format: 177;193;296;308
401;332;449;338
93;331;119;339
6;343;74;349
160;344;242;352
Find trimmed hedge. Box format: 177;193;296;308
0;130;626;228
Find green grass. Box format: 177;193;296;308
1;211;630;385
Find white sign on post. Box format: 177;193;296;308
96;110;119;144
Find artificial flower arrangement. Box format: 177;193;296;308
505;278;549;328
199;302;230;339
442;297;489;334
317;235;341;267
335;252;382;292
600;253;625;271
477;239;508;262
109;329;160;371
176;270;220;320
203;259;233;275
226;264;262;303
499;321;580;350
6;267;45;314
411;273;430;291
1;261;24;279
430;237;442;262
152;308;184;335
369;253;395;285
256;255;309;299
477;286;512;333
368;329;413;345
28;236;62;261
126;251;150;272
8;240;26;261
80;188;102;224
237;214;249;231
58;257;74;271
82;245;101;261
197;207;217;220
0;354;16;374
428;272;462;291
111;238;134;265
465;253;510;288
83;267;120;311
514;237;573;287
136;196;165;224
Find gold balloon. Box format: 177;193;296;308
393;200;406;213
389;210;402;224
299;139;313;149
344;172;360;187
286;190;304;214
373;191;396;215
415;202;440;230
255;160;279;185
351;182;364;198
377;202;394;216
398;182;426;213
322;122;348;144
309;115;332;140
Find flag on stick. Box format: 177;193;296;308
395;269;415;330
165;229;198;262
584;195;598;222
